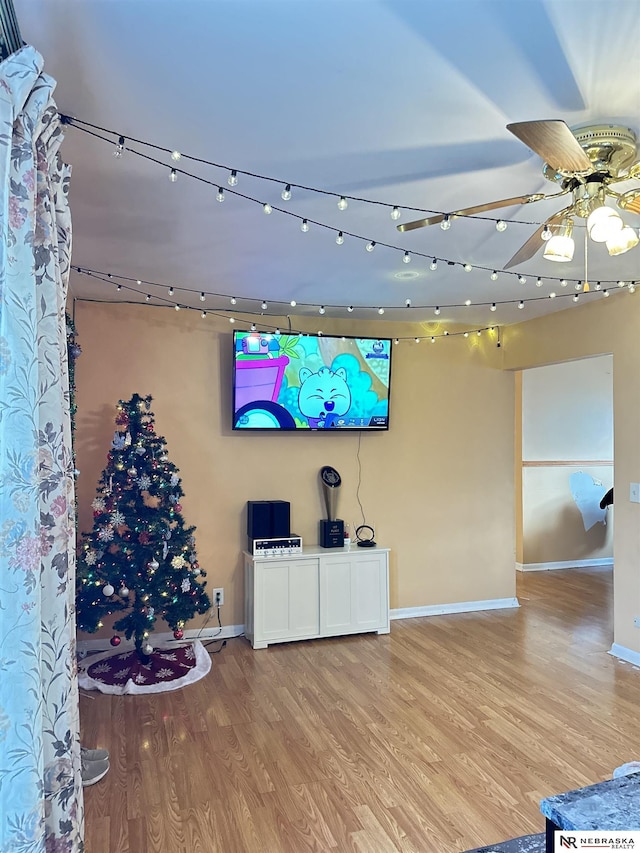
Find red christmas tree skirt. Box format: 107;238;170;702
78;639;211;694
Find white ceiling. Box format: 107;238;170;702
15;0;640;328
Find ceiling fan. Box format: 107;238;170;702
397;120;640;269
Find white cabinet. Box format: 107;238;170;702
244;546;390;649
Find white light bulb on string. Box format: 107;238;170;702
145;294;151;302
261;301;267;310
415;337;420;343
541;224;552;241
575;282;583;291
561;279;568;287
169;168;178;182
229;317;235;323
200;292;206;302
536;277;543;287
434;306;440;315
464;332;469;338
250;323;256;331
490;271;498;281
519;300;525;309
496;220;507;232
549;292;557;299
464;299;471;306
281;184;292;201
136;280;142;285
175;304;180;311
403;251;411;264
319;306;325;315
603;289;610;297
618;280;626;287
366;241;376;252
430;258;438;271
336;231;344;245
378;307;385;315
405;299;411;308
394;338;399;345
347;305;354;313
573;294;579;302
263;203;272;214
337;196;348;211
171;150;181;161
230;297;236;305
477;330;481;336
216;187;225;202
464;263;472;272
275;328;281;335
629;284;636;293
168;287;174;296
390;206;401;221
113;136;125;158
490;303;497;311
116;284;122;292
518;275;526;284
300;219;309;232
431;336;436;344
201;311;207;318
594;282;601;291
228;170;238;186
440;215;451;231
290;299;297;307
444;330;449;336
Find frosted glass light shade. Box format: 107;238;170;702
606;225;639;256
543;234;575;262
587;206;623;242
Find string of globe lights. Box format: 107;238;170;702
72;264;632;347
60;115;638;291
73;267;506;345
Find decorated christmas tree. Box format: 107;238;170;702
76;394;211;659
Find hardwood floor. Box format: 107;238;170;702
80;567;640;853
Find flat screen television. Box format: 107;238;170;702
232;331;392;430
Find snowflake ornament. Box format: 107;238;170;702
170;474;179;487
91;497;106;512
137;475;151;490
181;578;191;593
171;555;187;569
85;550;98;566
98;525;115;542
110;510;125;526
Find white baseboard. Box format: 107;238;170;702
77;623;245;654
609;643;640;667
390;597;519;621
516;558;614;572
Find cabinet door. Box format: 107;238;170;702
320;552;388;636
257;558;320;642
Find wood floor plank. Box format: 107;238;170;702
81;566;640;852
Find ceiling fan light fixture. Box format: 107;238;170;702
586;205;623;243
606;225;639;256
543;220;575;262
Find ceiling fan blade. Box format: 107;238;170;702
617;189;640;216
507;120;592;173
503;205;574;270
397;193;545;233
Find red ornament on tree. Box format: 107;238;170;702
110;635;121;647
175;504;182;512
173;628;184;640
138;531;150;544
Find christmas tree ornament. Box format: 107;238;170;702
148;558;159;570
173;628;184;640
110;635;121;647
143;643;153;655
102;583;115;596
119;586;129;597
128;467;137;476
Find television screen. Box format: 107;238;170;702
232;331;392;430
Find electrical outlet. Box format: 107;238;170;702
630;483;640;504
634;616;640;628
213;587;224;606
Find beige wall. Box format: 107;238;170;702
504;291;640;652
74;302;516;639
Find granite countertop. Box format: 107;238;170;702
540;772;640;830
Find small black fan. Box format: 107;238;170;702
355;524;376;548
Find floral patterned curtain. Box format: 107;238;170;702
0;46;83;851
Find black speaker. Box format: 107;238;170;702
247;501;272;539
270;500;291;538
247;500;291;540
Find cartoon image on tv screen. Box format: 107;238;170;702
233;332;391;430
